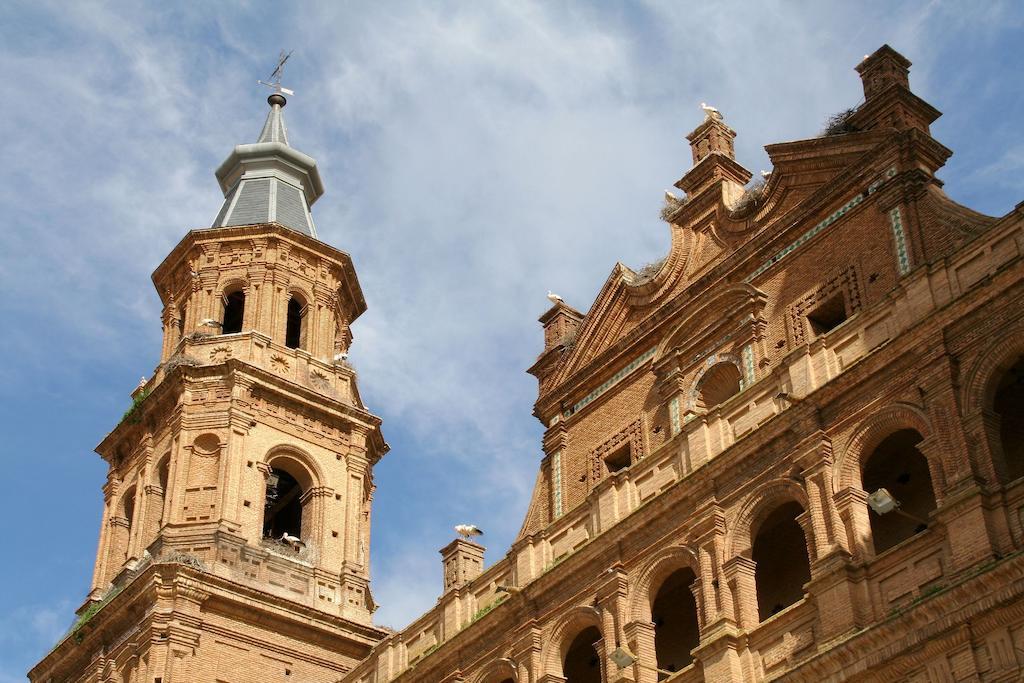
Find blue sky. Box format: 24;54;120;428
1;1;1022;679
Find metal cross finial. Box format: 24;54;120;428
258;50;295;97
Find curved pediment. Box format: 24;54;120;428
551;222;700;384
654;282;767;365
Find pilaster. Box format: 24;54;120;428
722;555;758;630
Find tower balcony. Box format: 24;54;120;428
156;329;361;407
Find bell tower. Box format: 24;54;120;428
31;88;389;683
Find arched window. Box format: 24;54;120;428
285;295;306;349
156;455;170;528
652;567;700;674
563;625;602;683
263;467;304;541
177;304;186;340
994;356;1024;481
119;485;137;562
222;290;245;334
696;362;742;411
862;429;936;553
753;501;810;621
122;487;136;533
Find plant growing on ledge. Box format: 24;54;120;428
119;389;150;426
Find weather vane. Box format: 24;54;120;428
258;50;295;97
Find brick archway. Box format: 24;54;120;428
543;605;603;677
962;327;1024;413
836;403;934;492
472;657;518;683
264;444;325;492
729;478;811;559
629;544;701;624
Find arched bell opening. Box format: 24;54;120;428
862;429;936;554
221;289;245;334
263;468;304;543
993;356;1024;482
563;625;602;683
753;501;811;621
652;567;700;675
285;294;307;350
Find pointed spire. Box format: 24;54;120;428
211;93;324;237
257;93;290;145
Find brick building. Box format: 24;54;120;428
30;45;1024;682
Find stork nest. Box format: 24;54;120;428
660;195;688;223
731;179;767;216
163;353;201;374
821;107;860;136
633;257;666;285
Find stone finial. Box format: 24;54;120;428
848;45;940;136
856;44;911;101
540;301;584;353
687;115;737;165
675;112;751;197
440;538;485;592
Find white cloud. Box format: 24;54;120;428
2;0;1021;649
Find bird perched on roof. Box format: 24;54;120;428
760;170;772;179
700;102;723;120
455;524;483;539
281;532;305;551
547;290;564;305
664;189;680;202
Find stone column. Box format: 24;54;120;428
623;620;657;683
593;637;613;683
834;486;874;560
126;474;146;561
223;401;253;532
963;409;1004;486
690;627;744;683
313;286;335;360
344;445;369;568
721;556;758;630
300;486;331;557
597;566;632;681
696;521;746;683
512;621;544;683
804;470;841;559
163;432;184;528
90;485;115;595
196;256;220;330
793;433;844;560
692;510;729;630
794;510;818;565
256;461;273;543
161;300;181;362
145;483;165;546
247;239;268;329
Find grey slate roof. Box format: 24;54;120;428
211;95;322;237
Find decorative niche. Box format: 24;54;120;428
789;265;862;344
